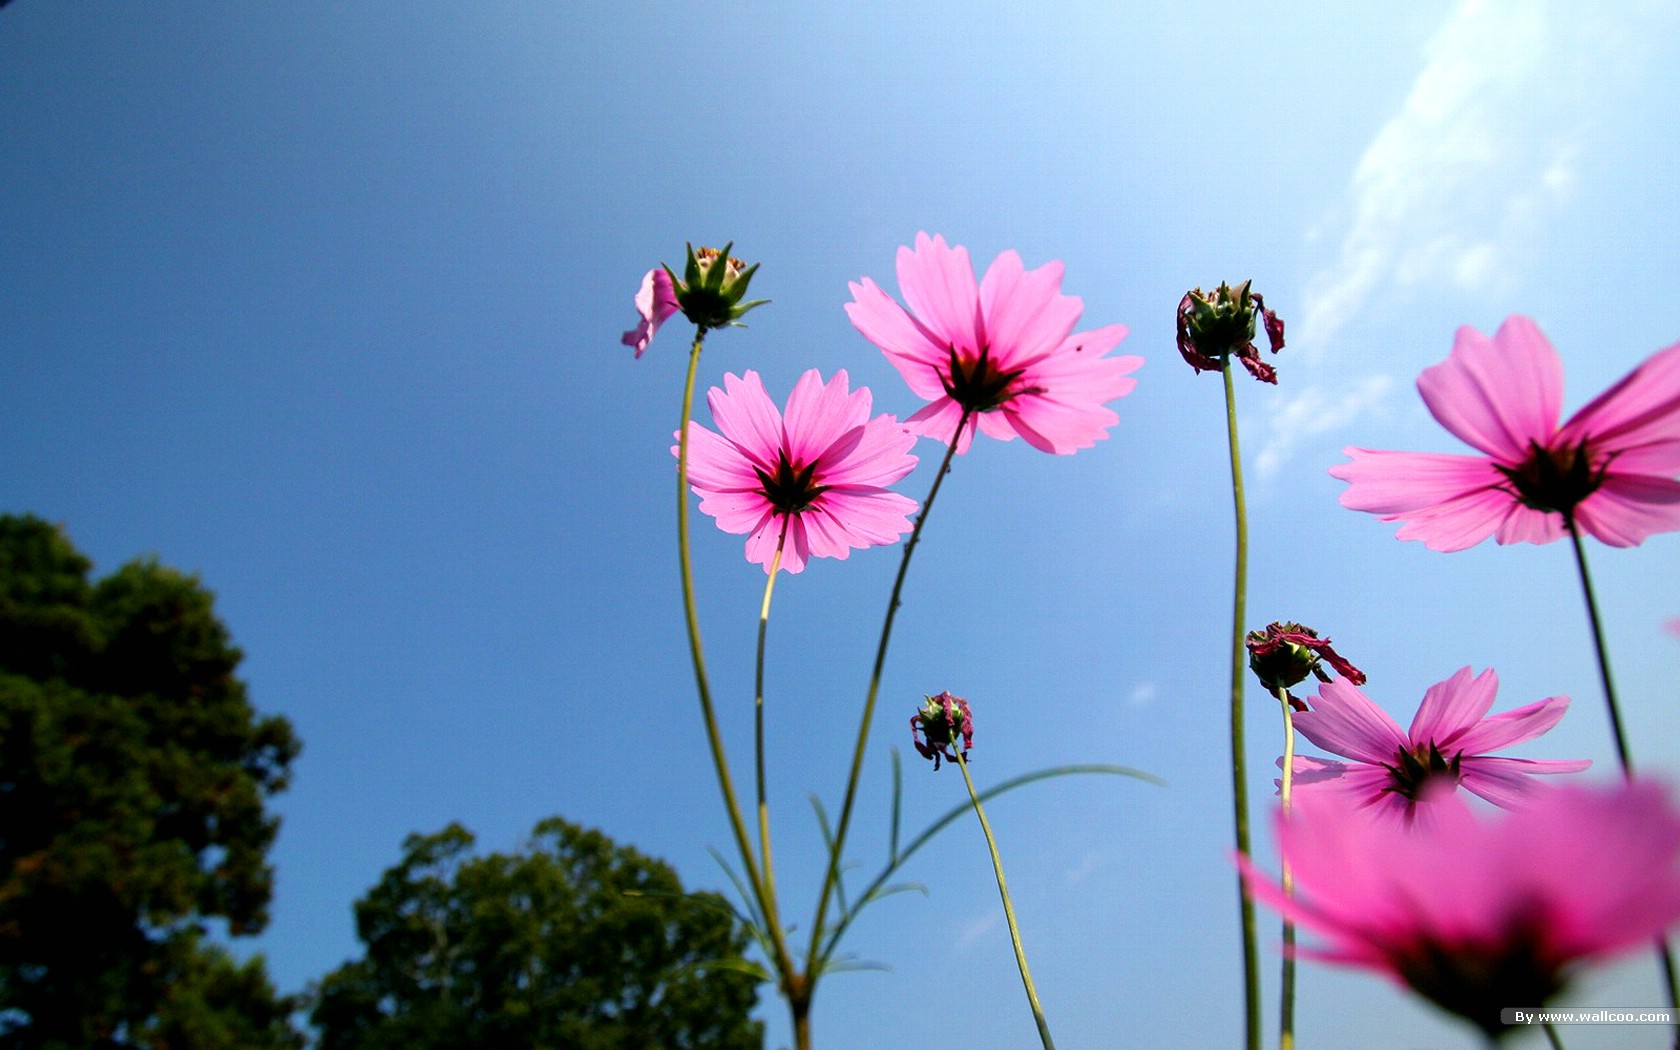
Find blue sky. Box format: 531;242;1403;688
4;2;1679;1047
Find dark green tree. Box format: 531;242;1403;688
311;817;764;1050
0;514;303;1048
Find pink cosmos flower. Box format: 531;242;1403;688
1331;315;1680;551
1289;667;1589;819
845;232;1140;454
620;268;680;358
677;369;918;574
1242;780;1680;1038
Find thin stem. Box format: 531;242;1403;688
1543;1020;1566;1050
754;532;788;931
1223;365;1262;1050
954;748;1056;1050
1565;518;1632;772
673;331;799;1003
1273;685;1297;1050
807;408;972;980
1565;517;1680;1048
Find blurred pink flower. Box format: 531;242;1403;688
1331;315;1680;551
620;268;679;357
677;369;918;574
1289;667;1589;819
1242;780;1680;1038
845;232;1140;454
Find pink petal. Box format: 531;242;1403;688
1416;316;1562;461
1408;666;1497;744
896;232;982;354
818;415;918;489
999;333;1141;454
1574;474;1680;547
621;268;679;358
706;371;785;474
1294;679;1407;765
905;398;975;453
783;369;866;468
976;250;1081;367
1450;693;1573;754
1333;448;1539;551
845;278;952;399
1459;756;1591;808
1559;340;1680;455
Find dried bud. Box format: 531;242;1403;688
1177;280;1284;384
912;691;973;770
1246;621;1366;707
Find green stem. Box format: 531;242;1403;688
1273;685;1297;1050
953;747;1056;1050
1223;365;1262;1050
806;409;972;980
1564;517;1680;1048
1543;1020;1566;1050
673;331;798;1001
1564;518;1632;772
755;531;788;933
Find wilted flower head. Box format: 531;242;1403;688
846;232;1140;455
677;369;918;574
1331;316;1680;550
1289;667;1589;820
621;242;768;357
620;267;680;358
1242;780;1680;1039
912;691;973;770
1246;621;1366;705
1177;280;1285;384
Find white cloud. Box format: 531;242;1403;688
955;910;1001;950
1064;851;1104;886
1125;681;1157;709
1294;0;1640;356
1255;375;1397;479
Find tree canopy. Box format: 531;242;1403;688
311;816;764;1050
0;514;302;1047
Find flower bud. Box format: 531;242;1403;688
1246;621;1366;703
912;691;973;770
1177;280;1284;384
666;242;769;332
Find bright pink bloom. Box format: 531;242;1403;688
1242;781;1680;1037
1290;667;1589;819
845;232;1140;454
677;369;918;574
1332;316;1680;551
620;268;680;358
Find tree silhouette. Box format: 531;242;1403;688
312;817;764;1050
0;514;302;1047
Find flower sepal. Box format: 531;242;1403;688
664;242;769;332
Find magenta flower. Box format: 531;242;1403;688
845;232;1140;454
1331;315;1680;551
677;369;918;574
620;268;679;358
1289;667;1589;819
1242;780;1680;1038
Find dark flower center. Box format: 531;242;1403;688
1394;922;1565;1037
942;344;1032;413
1494;439;1606;516
1383;740;1463;802
755;454;826;514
